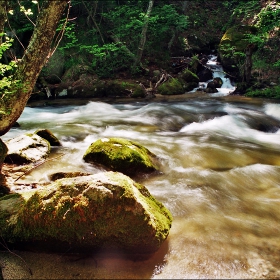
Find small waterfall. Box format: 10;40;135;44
193;54;236;96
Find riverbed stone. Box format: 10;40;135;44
83;138;159;176
213;77;223;88
4;134;50;164
0;172;172;254
0;139;8;172
34;129;61;146
197;68;213;82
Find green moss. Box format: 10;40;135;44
157;78;185;95
10;172;172;253
83;138;159;176
219;25;258;66
245;85;280;99
0;193;21;201
180;69;199;83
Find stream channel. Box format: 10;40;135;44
1;61;280;279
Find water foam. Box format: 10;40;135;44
264;103;280;120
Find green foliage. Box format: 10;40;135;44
273;60;280;69
82;43;133;78
245;85;280;99
256;5;280;33
157;78;185;95
0;34;21;115
57;21;79;50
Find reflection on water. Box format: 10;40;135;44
2;98;280;279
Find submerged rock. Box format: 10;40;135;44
4;134;50;164
0;172;172;254
83;138;159;176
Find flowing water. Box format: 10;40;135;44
192;54;236;96
2;95;280;279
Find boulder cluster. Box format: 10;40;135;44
0;129;172;254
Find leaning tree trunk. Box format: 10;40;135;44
133;0;154;68
0;0;68;136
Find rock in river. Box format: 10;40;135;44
4;133;50;164
83;138;160;176
0;171;172;254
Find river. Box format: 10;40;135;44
1;93;280;279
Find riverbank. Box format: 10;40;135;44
27;91;276;108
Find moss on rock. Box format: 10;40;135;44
180;69;199;83
2;172;172;254
83;138;159;176
157;78;185;95
219;25;258;69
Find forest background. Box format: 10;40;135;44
1;0;280;104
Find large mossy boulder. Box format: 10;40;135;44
179;69;199;83
83;138;159;176
4;134;50;164
157;78;185;95
218;25;258;70
178;69;199;91
0;172;172;253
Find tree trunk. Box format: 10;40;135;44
243;44;254;83
0;1;7;44
133;0;154;68
0;0;68;136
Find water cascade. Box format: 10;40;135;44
193;54;236;96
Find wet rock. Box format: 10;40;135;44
213;77;223;88
83;138;159;176
48;171;91;181
0;172;172;254
0;139;7;172
206;81;219;93
197;68;213;82
4;134;50;164
34;129;61;146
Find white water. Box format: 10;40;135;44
192;55;236;96
2;97;280;279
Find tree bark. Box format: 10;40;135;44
133;0;154;68
0;0;68;136
243;44;254;83
0;1;7;44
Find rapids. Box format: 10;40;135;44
2;97;280;279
